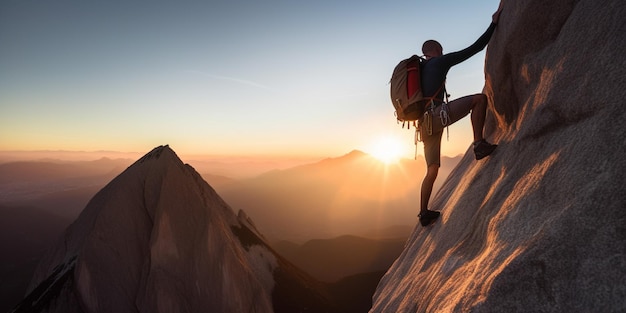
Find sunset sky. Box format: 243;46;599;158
1;0;500;159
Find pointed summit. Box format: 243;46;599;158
16;145;337;313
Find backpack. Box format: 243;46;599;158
390;55;425;125
390;55;449;159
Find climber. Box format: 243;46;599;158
417;3;503;227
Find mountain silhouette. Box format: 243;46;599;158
0;205;71;313
0;158;131;219
218;150;461;242
274;235;406;282
371;1;626;312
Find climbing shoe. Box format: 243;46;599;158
418;210;441;227
473;139;497;160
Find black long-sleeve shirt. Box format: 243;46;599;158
421;23;497;100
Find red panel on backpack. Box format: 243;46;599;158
406;62;420;98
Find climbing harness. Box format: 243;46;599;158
412;88;451;159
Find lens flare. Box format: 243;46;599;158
366;135;406;164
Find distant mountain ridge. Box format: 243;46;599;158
0;158;131;207
217;149;461;242
274;234;407;282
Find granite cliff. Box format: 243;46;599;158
371;0;625;312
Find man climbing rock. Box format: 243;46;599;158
418;3;503;227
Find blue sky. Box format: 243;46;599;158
0;0;500;158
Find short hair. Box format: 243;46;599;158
422;40;442;56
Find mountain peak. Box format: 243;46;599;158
317;149;369;165
345;149;367;158
136;144;174;162
18;145;339;313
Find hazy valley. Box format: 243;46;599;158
0;149;461;312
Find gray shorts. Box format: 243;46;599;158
420;94;480;166
422;126;444;166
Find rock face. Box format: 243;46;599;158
15;146;336;313
371;1;626;312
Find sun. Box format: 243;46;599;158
366;135;406;164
